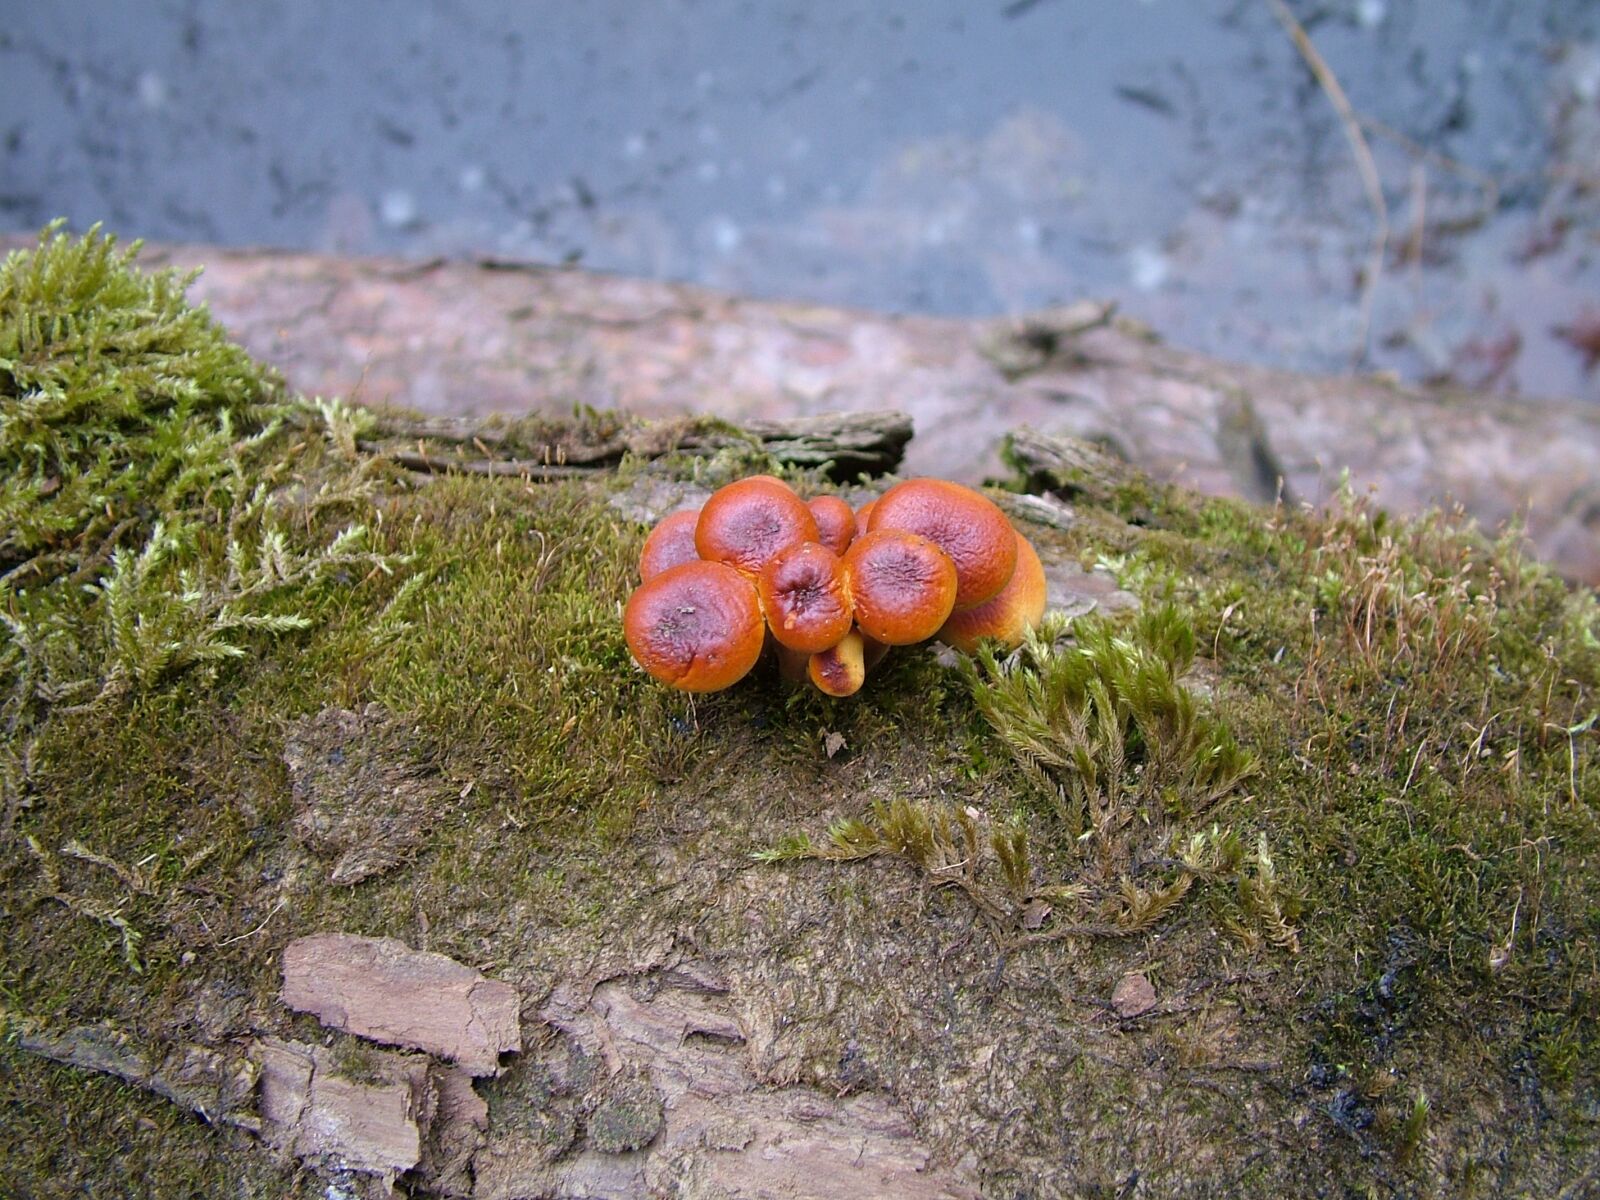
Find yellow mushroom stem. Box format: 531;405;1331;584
808;630;867;697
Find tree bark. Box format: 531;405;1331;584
366;409;914;480
6;237;1595;581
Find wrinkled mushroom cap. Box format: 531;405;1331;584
869;479;1017;609
638;508;702;581
938;531;1047;653
807;495;857;556
623;560;765;692
695;476;818;577
844;529;958;646
808;629;867;697
758;541;855;653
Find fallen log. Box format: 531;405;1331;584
4;228;1596;1199
27;240;1586;583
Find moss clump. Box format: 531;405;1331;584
1;226;399;722
0;222;286;576
762;605;1295;950
963;604;1256;831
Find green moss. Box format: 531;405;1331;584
355;474;699;827
0;222;286;575
1100;477;1600;1111
1;227;401;724
0;1047;307;1200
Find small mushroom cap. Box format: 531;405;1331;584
843;529;958;646
758;541;855;653
868;479;1017;609
938;531;1047;653
808;629;867;697
623;560;765;692
695;476;819;577
807;495;857;556
854;500;877;542
638;509;702;581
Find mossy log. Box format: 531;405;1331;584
3;228;1599;1200
7;237;1594;584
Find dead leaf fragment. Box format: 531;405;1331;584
1022;899;1052;930
1111;972;1157;1019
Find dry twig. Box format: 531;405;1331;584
1266;0;1389;365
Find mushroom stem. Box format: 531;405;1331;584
809;630;868;697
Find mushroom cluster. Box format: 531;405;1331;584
624;474;1046;697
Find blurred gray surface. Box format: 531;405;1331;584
3;0;1598;399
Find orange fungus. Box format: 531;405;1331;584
869;479;1017;609
938;531;1047;653
695;476;818;577
623;560;765;692
758;541;855;654
844;529;958;646
638;508;702;581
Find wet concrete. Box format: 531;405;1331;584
3;1;1598;401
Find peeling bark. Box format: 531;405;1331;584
14;1019;260;1131
469;961;983;1200
280;934;521;1075
365;409;914;481
6;238;1588;582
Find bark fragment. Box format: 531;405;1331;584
470;961;983;1200
280;934;521;1076
257;1038;427;1186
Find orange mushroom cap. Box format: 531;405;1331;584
938;531;1047;654
695;476;818;577
868;479;1017;609
808;629;868;697
843;529;958;646
638;509;702;581
807;495;857;556
854;499;877;543
623;560;765;692
758;541;855;654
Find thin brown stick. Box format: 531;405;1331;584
1267;0;1389;366
1361;112;1499;234
1405;162;1427;272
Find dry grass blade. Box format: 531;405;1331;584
1266;0;1388;365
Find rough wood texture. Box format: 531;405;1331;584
280;934;520;1076
23;239;1590;583
367;408;914;480
1002;427;1145;500
257;1038;430;1186
466;959;984;1200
